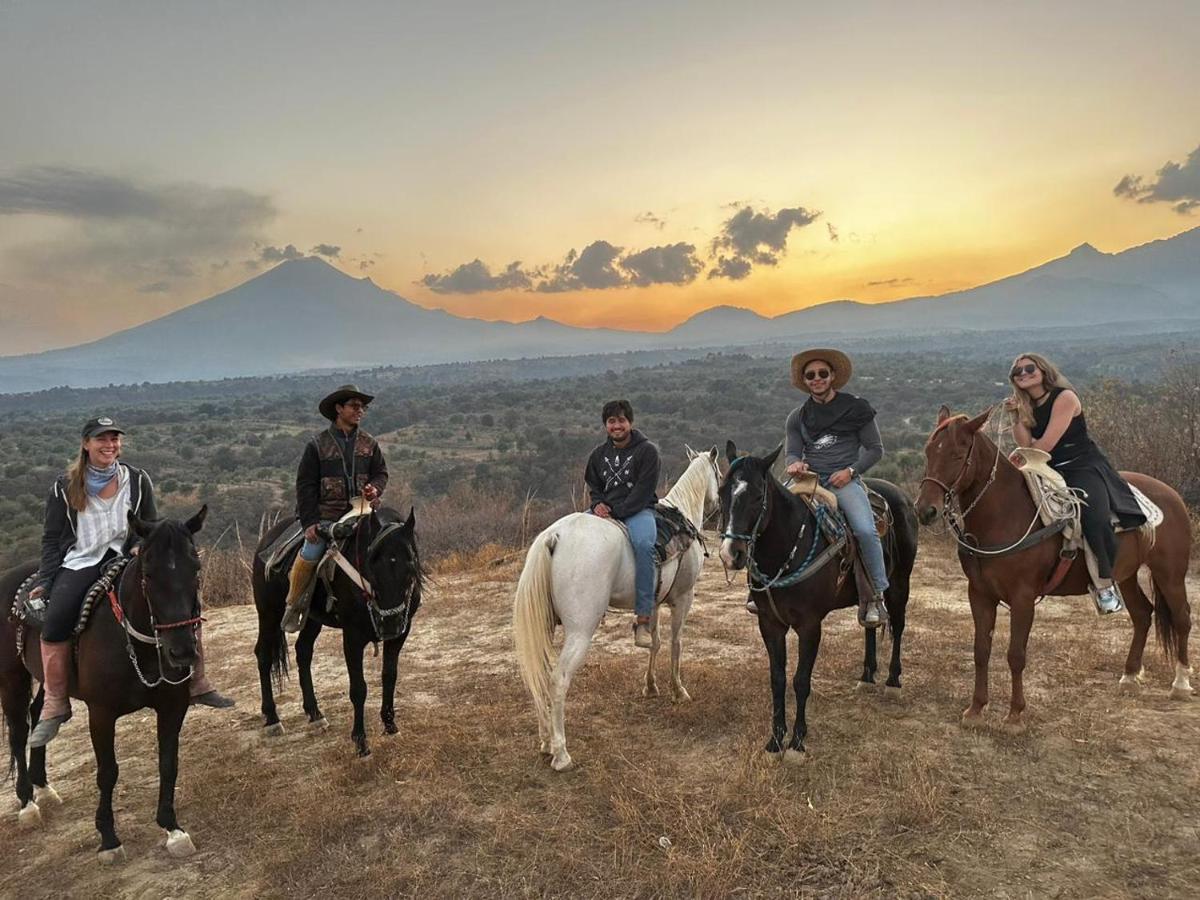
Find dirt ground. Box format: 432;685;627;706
2;539;1198;899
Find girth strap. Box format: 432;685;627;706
953;518;1070;558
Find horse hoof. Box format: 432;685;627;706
165;829;196;858
382;720;398;736
960;712;987;730
538;741;552;757
17;802;42;829
855;680;879;693
642;684;659;698
1001;717;1027;735
551;753;574;772
783;748;808;767
882;686;903;702
97;845;126;865
309;717;330;732
262;722;285;737
672;689;692;703
356;746;372;759
1118;676;1141;696
1168;686;1195;701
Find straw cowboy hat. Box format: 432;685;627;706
319;384;375;421
790;348;853;393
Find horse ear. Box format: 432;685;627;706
127;510;151;538
708;445;718;461
725;440;738;462
185;504;208;535
965;406;993;434
404;506;416;529
937;404;951;425
684;443;695;459
763;442;783;468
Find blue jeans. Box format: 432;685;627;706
622;508;658;618
829;478;889;595
299;520;332;562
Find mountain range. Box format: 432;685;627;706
1;226;1197;393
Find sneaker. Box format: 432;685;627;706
29;713;71;749
191;690;236;709
745;599;759;615
633;621;653;649
1092;584;1124;616
863;596;888;629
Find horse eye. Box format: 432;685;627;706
389;557;396;564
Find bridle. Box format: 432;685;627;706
919;413;1002;525
109;552;203;689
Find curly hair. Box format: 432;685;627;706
1007;352;1075;428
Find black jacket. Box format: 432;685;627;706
295;427;389;528
584;430;660;520
34;463;158;591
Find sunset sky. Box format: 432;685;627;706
1;1;1198;354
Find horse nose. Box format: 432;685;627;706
917;505;937;526
167;642;196;667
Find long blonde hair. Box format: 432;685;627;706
1008;352;1075;428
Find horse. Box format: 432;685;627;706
718;442;919;763
915;405;1193;732
1;506;209;863
253;506;424;757
513;446;721;772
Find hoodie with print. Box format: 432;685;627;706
584;429;660;520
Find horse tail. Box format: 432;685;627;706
1151;576;1180;665
513;528;559;714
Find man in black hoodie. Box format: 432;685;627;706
584;399;660;648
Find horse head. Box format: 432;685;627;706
362;507;423;639
127;505;207;669
684;444;722;523
718;440;782;570
916;405;992;526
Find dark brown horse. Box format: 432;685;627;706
1;507;208;862
916;407;1193;732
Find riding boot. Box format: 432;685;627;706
29;640;73;748
281;555;319;634
189;626;235;708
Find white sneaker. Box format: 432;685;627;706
1092;584;1124;616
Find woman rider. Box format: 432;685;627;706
1004;353;1146;615
27;416;234;748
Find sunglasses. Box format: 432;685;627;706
1010;364;1038;378
804;368;832;381
342;401;367;411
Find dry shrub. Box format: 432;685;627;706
199;545;253;607
417;483;568;570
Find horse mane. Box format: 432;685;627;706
663;455;711;521
365;507;427;588
928;413;969;443
143;518;199;559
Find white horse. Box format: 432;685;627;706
513;446;720;771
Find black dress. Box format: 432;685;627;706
1031;387;1145;579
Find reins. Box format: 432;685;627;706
109;556;199;689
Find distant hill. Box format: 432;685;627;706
1;226;1197;392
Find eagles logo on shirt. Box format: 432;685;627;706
813;433;839;450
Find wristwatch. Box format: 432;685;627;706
847;467;856;479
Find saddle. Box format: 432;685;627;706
788;475;891;537
1012;447;1163;584
9;556;133;656
652;502;703;564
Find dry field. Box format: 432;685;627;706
2;539;1199;899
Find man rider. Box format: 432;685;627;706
584;399;661;648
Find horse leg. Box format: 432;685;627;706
27;684;60;809
962;588;997;727
89;709;125;862
757;612;789;756
883;580;908;699
1003;597;1036;734
643;606;661;698
668;590;694;702
3;675;38;826
785;619;823;765
156;701;195;858
255;629;283;736
342;631;371;757
1119;575;1152;694
380;634;405;735
296;618;326;728
549;628;593;772
857;626;878;691
1152;571;1193;700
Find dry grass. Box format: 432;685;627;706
3;540;1199;898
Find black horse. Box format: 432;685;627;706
1;507;208;861
718;442;918;762
253;507;423;757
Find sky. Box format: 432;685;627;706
1;0;1199;354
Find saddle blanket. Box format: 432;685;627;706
603;503;702;566
10;556;132;637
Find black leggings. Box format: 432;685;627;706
43;558;109;643
1062;468;1118;580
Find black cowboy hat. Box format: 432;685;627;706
319;384;375;421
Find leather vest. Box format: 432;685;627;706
313;428;378;521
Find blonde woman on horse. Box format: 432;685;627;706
27;416;233;747
1004;353;1146;614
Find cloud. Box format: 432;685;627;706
865;277;914;287
136;281;171;293
634;211;666;230
422;259;533;294
309;243;341;259
707;204;821;279
536;241;626;292
1114;144;1200;214
620;243;702;286
827;223;839;243
259;243;305;263
0;165;276;286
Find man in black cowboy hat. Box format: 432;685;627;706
782;349;889;628
282;385;389;631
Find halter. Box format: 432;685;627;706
108;557;202;689
920;416;1003;529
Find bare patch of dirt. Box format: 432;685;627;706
2;536;1198;898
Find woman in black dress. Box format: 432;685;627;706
1003;353;1146;614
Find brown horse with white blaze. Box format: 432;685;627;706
916;406;1193;732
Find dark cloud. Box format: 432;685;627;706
1114;144;1200;214
136;281;171;294
634;211;666;230
422;259;534;294
865;277;914;287
827;223;839;243
359;259;375;271
621;242;702;286
309;243;341;259
707;204;822;279
536;241;626;292
259;244;305;263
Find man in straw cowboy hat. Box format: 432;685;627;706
282;384;389;632
781;349;889;627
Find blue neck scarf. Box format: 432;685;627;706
86;462;119;496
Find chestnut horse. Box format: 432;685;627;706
916;406;1193;732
